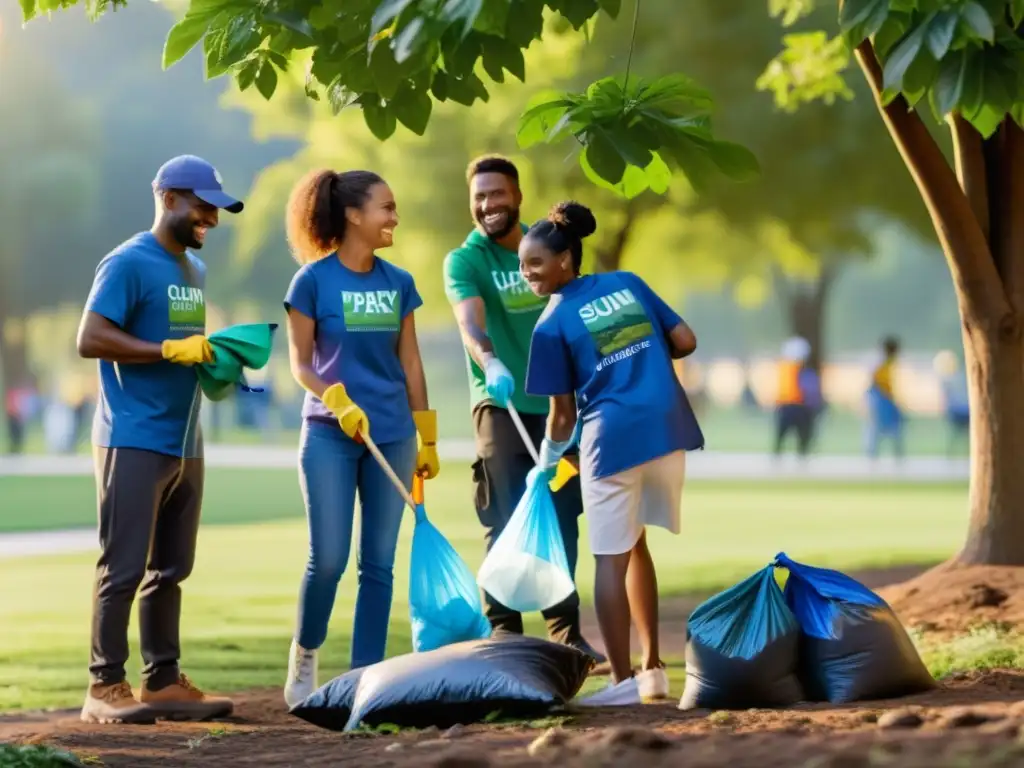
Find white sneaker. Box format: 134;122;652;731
283;639;318;709
576;676;642;707
637;667;670;701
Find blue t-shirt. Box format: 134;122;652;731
284;254;422;444
525;271;704;480
85;232;206;458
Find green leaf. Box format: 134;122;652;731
554;0;600;29
390;83;432;135
327;78;358;113
597;0;621;17
481;37;525;82
236;58;259;91
506;0;544;46
445;73;488;105
473;0;509;34
1011;102;1024;129
371;0;418;37
882;24;927;92
840;0;887;45
442;0;485;38
1013;0;1024;27
370;42;404;99
932;50;967;117
516;95;572;148
644;152;672;195
580;157;650;199
393;16;426;64
362;97;398;140
926;10;958;60
873;13;910;60
707;141;761;182
966;103;1005;138
255;61;278;100
583;128;627;185
19;0;36;22
961;2;994;44
266;50;290;70
262;10;314;39
635;74;714;115
163;13;213;69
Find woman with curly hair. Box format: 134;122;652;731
280;169;439;707
521;200;705;706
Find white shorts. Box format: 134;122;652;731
581;450;686;556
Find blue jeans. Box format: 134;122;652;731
295;420;417;668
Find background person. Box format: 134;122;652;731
282;169;439;708
76;155;241;724
865;335;904;459
521;201;704;706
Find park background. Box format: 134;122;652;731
1;1;1008;753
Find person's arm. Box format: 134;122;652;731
398;310;429;411
624;272;697;359
452;296;498;369
666;320;698;359
285;308;331;399
77;311;163;363
547;393;578;443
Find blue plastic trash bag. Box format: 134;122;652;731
776;552;934;704
476;466;574;613
408;480;491;653
290;634;594;732
679;565;804;710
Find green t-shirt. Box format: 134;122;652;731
443;227;550;415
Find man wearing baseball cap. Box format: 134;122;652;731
75;155;243;724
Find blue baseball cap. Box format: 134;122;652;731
152;155;244;214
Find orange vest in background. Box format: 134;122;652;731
776;361;804;405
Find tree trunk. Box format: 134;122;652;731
773;265;835;373
853;42;1024;566
594;199;640;273
958;314;1024;564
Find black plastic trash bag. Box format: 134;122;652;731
679;565;804;710
290;633;593;732
775;552;935;704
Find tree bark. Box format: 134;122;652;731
594;199;641;273
853;41;1024;566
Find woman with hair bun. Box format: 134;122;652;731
521;200;705;706
281;169;439;708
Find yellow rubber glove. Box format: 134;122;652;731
321;383;369;441
161;335;214;366
413;410;440;480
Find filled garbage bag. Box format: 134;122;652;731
290;634;594;732
477;467;574;613
776;552;935;704
679;565;804;710
409;495;491;653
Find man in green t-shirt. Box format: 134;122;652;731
443;155;605;666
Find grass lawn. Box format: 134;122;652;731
0;469;972;711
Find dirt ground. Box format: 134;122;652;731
8;563;1024;767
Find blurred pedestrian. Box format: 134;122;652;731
281;169;439;708
772;336;822;457
76;155;241;724
442;155;604;665
865;335;904;458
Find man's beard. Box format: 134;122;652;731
476;207;520;240
172;218;203;250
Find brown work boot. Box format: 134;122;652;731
140;673;234;721
80;680;156;724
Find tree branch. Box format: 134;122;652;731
950;114;990;244
986;119;1024;313
853;41;1008;321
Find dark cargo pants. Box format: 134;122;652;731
89;446;203;690
471;404;583;643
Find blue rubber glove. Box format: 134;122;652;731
484;357;515;407
539;436;571;471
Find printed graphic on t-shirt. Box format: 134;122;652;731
579;288;653;361
492;270;546;313
342;289;400;332
167;284;206;332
